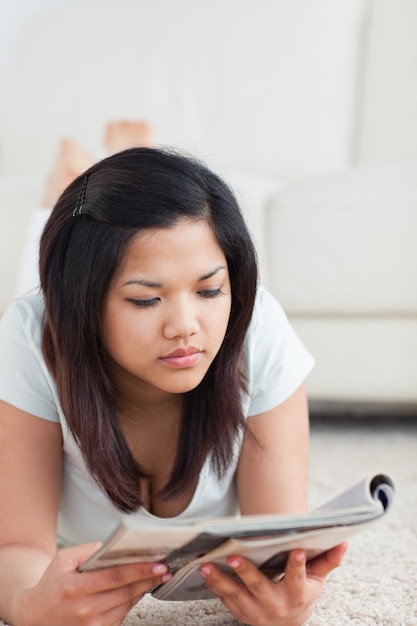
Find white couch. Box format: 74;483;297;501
1;0;416;409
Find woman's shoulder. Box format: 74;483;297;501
0;289;44;349
246;284;313;362
243;285;314;414
2;288;44;319
247;284;287;336
0;290;60;423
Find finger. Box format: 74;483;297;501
57;542;104;570
94;576;163;615
201;559;296;625
68;588;140;626
226;555;280;602
307;542;348;581
199;563;254;624
78;561;172;594
281;550;309;606
69;571;172;624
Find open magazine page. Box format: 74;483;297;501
316;473;395;512
153;525;369;601
153;473;395;601
79;525;208;570
80;472;395;601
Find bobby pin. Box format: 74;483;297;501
73;175;88;216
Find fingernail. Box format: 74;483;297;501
199;565;212;578
152;563;168;575
227;558;240;569
294;550;305;562
161;572;172;583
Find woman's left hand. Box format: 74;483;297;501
199;543;348;626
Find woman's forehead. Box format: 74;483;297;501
116;220;227;283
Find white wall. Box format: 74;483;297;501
0;0;80;130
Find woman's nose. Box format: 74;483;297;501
163;298;200;339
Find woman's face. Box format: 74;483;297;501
102;219;232;396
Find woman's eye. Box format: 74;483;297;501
128;298;160;309
198;288;223;299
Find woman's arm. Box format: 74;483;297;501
0;400;172;626
236;383;310;515
0;400;63;622
200;385;347;626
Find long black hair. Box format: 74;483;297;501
39;147;258;512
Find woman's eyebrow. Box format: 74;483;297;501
122;278;162;288
122;265;226;288
198;265;227;281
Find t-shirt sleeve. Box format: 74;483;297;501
0;296;60;422
244;286;315;417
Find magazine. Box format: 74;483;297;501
80;472;395;601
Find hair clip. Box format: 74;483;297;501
73;175;88;216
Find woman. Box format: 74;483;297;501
0;147;346;625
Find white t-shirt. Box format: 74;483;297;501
0;285;314;546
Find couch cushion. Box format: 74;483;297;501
1;0;366;179
221;168;286;285
266;163;417;314
290;317;417;403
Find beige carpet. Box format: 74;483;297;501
2;417;416;625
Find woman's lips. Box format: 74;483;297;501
160;347;202;368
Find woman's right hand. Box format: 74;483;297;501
14;542;171;626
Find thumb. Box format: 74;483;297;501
56;541;103;571
307;542;348;580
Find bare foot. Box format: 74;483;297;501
41;138;94;208
104;120;153;155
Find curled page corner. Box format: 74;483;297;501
370;474;395;511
